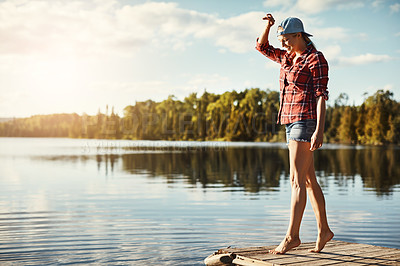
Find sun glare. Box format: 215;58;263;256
30;57;80;91
24;55;88;112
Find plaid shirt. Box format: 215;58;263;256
256;40;329;124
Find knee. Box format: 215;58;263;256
290;174;306;190
293;181;306;191
306;174;318;189
306;178;312;189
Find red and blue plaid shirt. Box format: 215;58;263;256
256;40;329;125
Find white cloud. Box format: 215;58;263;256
181;73;231;95
89;80;169;100
186;73;229;87
323;44;342;59
321;45;392;66
265;60;280;70
259;2;367;47
0;0;362;58
265;0;400;15
263;0;295;9
372;0;385;8
357;33;369;40
364;84;396;98
0;0;264;57
337;53;391;66
390;3;400;13
263;0;365;14
92;73;233;105
0;0;133;57
383;84;394;91
313;27;350;41
211;11;265;53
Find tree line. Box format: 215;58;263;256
0;88;399;145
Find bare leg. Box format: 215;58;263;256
306;159;334;252
269;141;312;254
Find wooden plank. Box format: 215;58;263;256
205;241;400;266
316;245;400;264
352;250;400;265
233;241;370;265
300;247;400;265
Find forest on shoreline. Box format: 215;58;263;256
0;88;399;145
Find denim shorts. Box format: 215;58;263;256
285;119;317;144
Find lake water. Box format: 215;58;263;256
0;138;399;265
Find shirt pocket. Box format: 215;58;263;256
292;64;311;92
279;68;288;89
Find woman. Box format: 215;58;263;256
256;14;334;254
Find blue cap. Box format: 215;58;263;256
277;17;312;37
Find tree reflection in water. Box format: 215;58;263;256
95;146;400;196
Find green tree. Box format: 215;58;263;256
363;90;394;144
337;106;357;144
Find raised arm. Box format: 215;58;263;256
256;14;286;64
258;14;275;45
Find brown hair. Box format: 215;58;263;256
301;32;316;49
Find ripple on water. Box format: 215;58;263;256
1;138;399;264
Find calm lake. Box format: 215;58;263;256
0;138;399;265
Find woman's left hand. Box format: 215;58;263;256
310;130;323;151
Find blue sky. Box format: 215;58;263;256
0;0;399;117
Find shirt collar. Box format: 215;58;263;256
286;45;314;62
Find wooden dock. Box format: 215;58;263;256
204;240;400;265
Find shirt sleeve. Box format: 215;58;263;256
255;38;286;65
308;51;329;101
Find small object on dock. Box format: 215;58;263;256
204;240;400;265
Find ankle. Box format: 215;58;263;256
318;227;331;234
285;235;300;242
318;229;334;237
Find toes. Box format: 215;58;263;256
269;249;282;255
269;249;284;255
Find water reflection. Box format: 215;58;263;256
96;154;118;176
120;148;287;192
317;147;400;195
37;145;400;196
119;147;400;195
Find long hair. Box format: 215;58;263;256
301;32;316;49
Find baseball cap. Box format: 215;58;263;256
277;17;313;37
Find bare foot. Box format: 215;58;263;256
309;230;334;253
269;236;301;254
